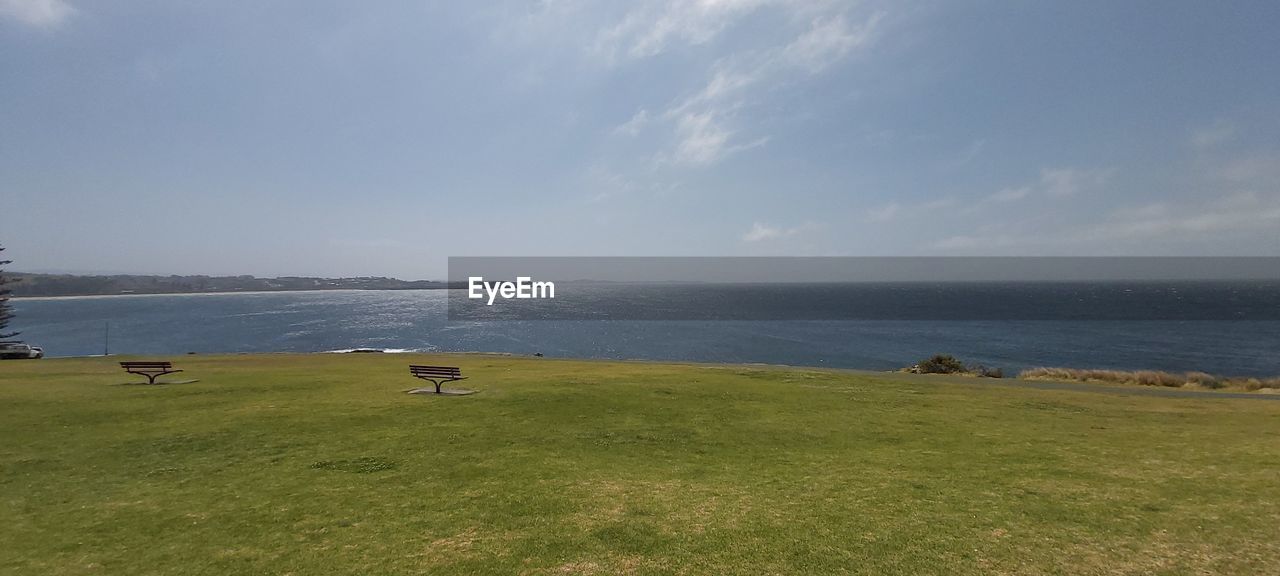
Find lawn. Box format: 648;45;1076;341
1;354;1278;575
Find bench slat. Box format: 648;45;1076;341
409;365;460;373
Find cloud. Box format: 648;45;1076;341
0;0;76;28
672;111;733;165
612;109;650;136
668;69;758;117
947;138;987;168
1039;167;1108;197
661;109;769;165
867;196;956;223
985;167;1109;203
582;165;642;203
781;13;881;72
1089;191;1280;240
932;189;1280;254
1068;149;1280;247
1218;151;1280;183
932;235;980;250
865;202;900;222
595;0;771;62
741;221;818;242
329;237;408;250
1190;120;1237;149
986;186;1030;203
922;197;958;210
931;232;1023;251
643;7;884;165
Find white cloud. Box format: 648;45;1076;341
932;189;1280;253
1039;167;1107;197
672;111;733;165
866;196;956;224
642;6;883;165
1091;191;1280;240
1218;151;1280;183
0;0;76;28
668;69;758;117
1191;120;1237;150
596;0;772;62
781;13;881;72
613;109;650;136
582;165;642;203
865;202;900;222
922;197;958;210
1069;147;1280;247
986;186;1030;203
741;221;818;242
932;235;980;250
947;138;987;168
661;109;769;165
984;167;1109;203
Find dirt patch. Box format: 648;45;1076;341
407;387;476;396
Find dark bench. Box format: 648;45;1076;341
409;365;467;394
120;361;183;384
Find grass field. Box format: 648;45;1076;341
2;354;1279;575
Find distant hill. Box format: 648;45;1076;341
8;273;457;297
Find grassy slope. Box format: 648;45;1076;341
1;354;1278;575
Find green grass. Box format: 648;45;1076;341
2;354;1279;575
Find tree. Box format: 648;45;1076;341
0;244;17;339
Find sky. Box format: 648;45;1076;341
2;0;1279;280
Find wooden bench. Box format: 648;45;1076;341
409;365;467;394
120;361;183;384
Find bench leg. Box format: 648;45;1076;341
147;373;159;385
434;380;442;394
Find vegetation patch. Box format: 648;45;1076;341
309;456;398;474
905;354;1003;378
1020;367;1280;391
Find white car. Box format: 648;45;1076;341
0;341;44;359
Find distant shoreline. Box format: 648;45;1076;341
5;271;459;298
10;288;452;301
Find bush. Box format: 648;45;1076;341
915;354;968;374
905;355;1004;378
1135;370;1184;388
974;365;1003;378
1184;371;1222;389
1019;367;1279;392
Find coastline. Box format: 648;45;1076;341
9;288;451;302
26;350;1280;400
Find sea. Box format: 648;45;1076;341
9;286;1280;376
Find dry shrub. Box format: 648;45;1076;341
1134;371;1182;387
1019;367;1278;392
1184;371;1222;389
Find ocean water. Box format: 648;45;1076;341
9;288;1280;376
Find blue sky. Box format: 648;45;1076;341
2;0;1278;279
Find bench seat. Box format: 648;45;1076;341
408;365;466;393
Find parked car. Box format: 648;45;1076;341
0;341;44;359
